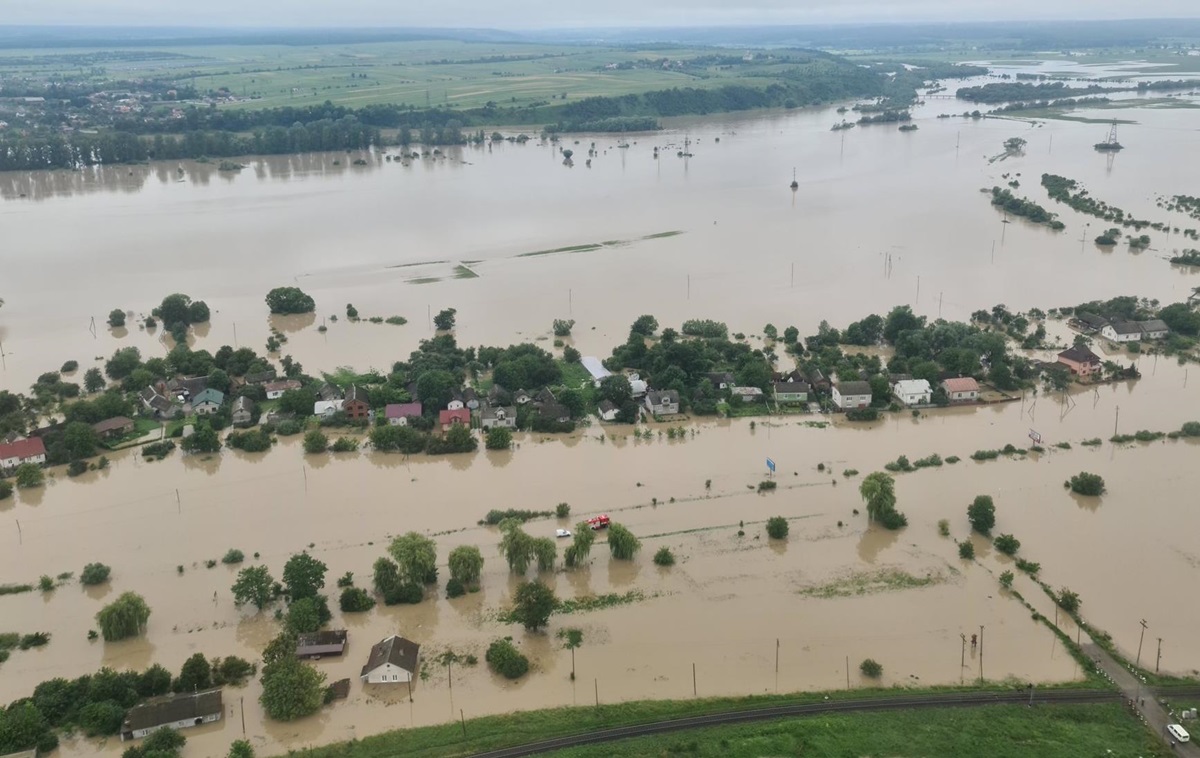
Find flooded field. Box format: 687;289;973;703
1;69;1199;391
1;62;1200;756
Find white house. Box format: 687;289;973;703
1138;319;1169;340
314;400;344;418
191;388;224;415
892;379;932;406
941;377;980;403
645;389;679;415
598;400;619;422
361;635;421;684
481;405;517;429
264;379;301;400
513;389;532;405
1101;320;1144;343
446;392;465;411
628;373;648;398
831;381;872;410
580;356;613;387
0;437;47;471
121;690;223;741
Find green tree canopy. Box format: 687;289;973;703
388;533;438;585
265;287;316;314
282;552;327;601
96;592;151;641
967;495;996;534
231;565;275;610
259;657;326;722
511;580;557;631
448;545;484;586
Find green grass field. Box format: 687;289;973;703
287;692;1164;758
542;703;1168;758
0;40;785;110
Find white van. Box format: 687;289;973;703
1167;724;1190;743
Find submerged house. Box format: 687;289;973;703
120;689;223;741
1057;346;1102;378
361;635;421;684
296;630;348;659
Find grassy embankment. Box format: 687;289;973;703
289;691;1163;758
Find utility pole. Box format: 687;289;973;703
692;663;697;696
845;656;850;689
1136;619;1148;668
1114;406;1120;438
240;696;246;735
15;519;21;545
775;639;780;674
1156;638;1163;673
460;709;466;737
915;275;920;305
960;633;966;684
979;625;985;684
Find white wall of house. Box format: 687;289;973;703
193;402;219;415
363;662;414;684
130;712;221;740
832;390;871;409
266;389;285;400
949;389;978;401
1101;326;1140;343
388;416;409;427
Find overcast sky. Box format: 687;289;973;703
4;0;1198;28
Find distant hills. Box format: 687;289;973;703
1;19;1199;50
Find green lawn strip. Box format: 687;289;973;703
289;687;1122;758
538;703;1169;758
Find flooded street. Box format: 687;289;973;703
1;63;1200;756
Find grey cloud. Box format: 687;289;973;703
2;0;1197;27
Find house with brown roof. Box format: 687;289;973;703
361;635;421;684
343;385;370;420
1057;346;1102;378
296;629;348;659
120;689;223;741
243;369;277;385
92;416;135;440
264;379;302;400
0;437;47;471
942;377;980;403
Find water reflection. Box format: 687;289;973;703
856;525;901;563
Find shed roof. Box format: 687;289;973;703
361;635;421;676
123;689;223;732
297;629;348;657
580;356;613;381
91;416;134;434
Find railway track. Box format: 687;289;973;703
472;688;1126;757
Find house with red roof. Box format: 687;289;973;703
941;377;981;403
0;437;47;471
439;408;470;432
385;402;423;427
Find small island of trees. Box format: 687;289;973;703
266;287;316;315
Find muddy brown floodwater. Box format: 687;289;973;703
1;62;1199;756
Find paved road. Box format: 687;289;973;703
471;688;1122;758
1084;643;1200;756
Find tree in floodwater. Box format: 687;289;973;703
96;592;151;641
